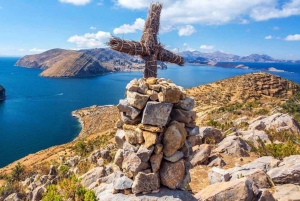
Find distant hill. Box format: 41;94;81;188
180;51;300;64
15;48;169;78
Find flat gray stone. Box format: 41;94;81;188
273;184;300;201
125;106;141;120
142;101;173;126
137;145;154;162
113;171;133;190
174;97;195;111
208;167;230;184
164;151;184;162
170;109;196;124
127;91;149;110
132;172;160;194
185;126;199;136
117;99;130;112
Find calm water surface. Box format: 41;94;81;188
0;57;299;167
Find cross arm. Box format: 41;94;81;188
107;37;147;56
158;47;184;66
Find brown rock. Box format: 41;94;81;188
154;144;163;154
194;178;259;201
187;135;202;147
122;151;149;177
148;84;161;91
158;85;182;103
114;149;124;169
190;144;213;167
132;172;160;194
135;128;144;144
146;77;157;85
143;131;157;148
137;145;154;162
163;121;187;157
164;151;184;162
160;159;185;189
124;129;138;145
150;153;163;173
138;124;164;133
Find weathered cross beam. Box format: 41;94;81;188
108;3;184;78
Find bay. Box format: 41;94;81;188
0;57;299;167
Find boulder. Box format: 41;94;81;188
273;184;300;201
194;178;259;201
199;127;225;144
124;128;138;145
190;144;213;167
208;167;230;184
117;99;130;112
132;172;160;194
120;112;142;125
80;167;105;188
237;130;271;147
126;91;149;109
257;189;276;201
267;155;300;185
213;135;251;157
64;155;80;167
115;129;126;149
48;165;57;176
187;135;202;147
163;121;187;157
122;151;149;177
170;109;196;124
248;113;300;134
114;149;124;169
141;101;173;126
160;159;185;189
185;126;199;136
143;131;157;148
158;85;182;103
126;78;139;92
154;144;163;154
164;151;184;162
125;106;141;120
137;145;154;162
4;193;24;201
150;153;163;173
32;186;46;201
174;97;195;111
230;169;271;188
138;124;164;133
113;171;133;190
207;156;226;167
179;140;193;158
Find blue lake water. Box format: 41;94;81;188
0;57;299;167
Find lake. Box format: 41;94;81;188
0;57;299;167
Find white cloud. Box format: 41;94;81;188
265;35;273;40
284;34;300;41
115;0;300;25
200;45;214;50
113;18;145;34
67;31;111;48
59;0;91;6
178;25;196;36
18;48;25;52
90;26;96;30
29;48;46;53
183;43;196;51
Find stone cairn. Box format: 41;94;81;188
113;77;197;194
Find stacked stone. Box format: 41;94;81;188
113;77;198;194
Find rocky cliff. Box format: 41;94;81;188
0;85;5;101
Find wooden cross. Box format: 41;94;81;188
108;3;184;78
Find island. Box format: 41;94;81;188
0;85;5;101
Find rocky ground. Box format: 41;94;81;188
0;72;299;201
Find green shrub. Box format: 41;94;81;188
42;185;63;201
11;163;24;181
84;190;97;201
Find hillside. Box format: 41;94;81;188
1;72;299;200
16;48;165;78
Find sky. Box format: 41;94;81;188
0;0;300;60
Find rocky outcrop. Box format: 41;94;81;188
0;85;5;101
194;178;259;201
112;78;196;194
